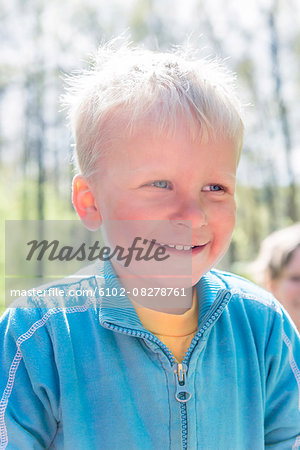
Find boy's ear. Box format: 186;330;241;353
72;175;101;231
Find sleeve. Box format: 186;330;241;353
264;306;300;449
0;307;59;449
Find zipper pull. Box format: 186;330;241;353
174;363;191;403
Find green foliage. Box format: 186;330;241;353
0;176;77;313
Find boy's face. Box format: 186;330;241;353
75;118;238;287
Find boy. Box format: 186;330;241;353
0;40;299;449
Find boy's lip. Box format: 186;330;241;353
155;241;209;253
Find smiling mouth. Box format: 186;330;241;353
157;242;207;251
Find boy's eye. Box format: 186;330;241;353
202;184;225;192
150;180;171;189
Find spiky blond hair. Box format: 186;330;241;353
62;38;244;178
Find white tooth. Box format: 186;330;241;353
168;244;176;248
184;245;192;250
175;245;184;250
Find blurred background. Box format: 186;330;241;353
1;0;300;311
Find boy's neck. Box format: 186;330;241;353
110;260;194;314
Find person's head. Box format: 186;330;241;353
64;38;244;286
251;224;300;330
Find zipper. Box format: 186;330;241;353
174;363;190;450
174;363;191;403
176;290;232;449
101;289;232;450
183;290;232;366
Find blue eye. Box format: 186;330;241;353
203;184;224;192
209;185;223;191
151;180;170;189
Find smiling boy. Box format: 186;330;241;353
73;120;237;287
0;40;299;449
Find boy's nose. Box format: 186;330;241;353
169;200;208;229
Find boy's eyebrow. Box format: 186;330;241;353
219;172;237;180
129;167;237;182
127;166;173;176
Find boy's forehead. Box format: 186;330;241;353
104;112;218;150
103;119;191;164
86;104;241;185
95;116;239;177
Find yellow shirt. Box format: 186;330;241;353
130;289;198;363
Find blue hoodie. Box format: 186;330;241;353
0;260;299;449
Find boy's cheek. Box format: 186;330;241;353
99;202;167;222
209;210;236;256
224;200;236;224
210;201;236;228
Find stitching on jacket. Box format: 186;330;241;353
229;289;282;313
0;301;92;449
292;434;300;449
282;330;300;412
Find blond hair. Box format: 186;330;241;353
62;38;244;178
